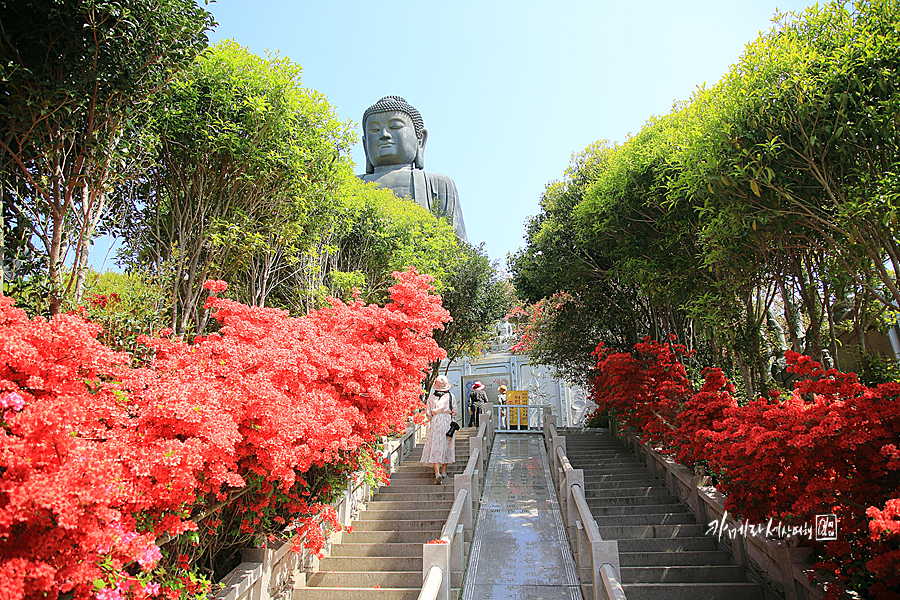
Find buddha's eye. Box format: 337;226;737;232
389;119;406;129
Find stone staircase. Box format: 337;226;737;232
294;428;476;599
563;430;764;600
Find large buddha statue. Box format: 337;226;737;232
359;96;467;242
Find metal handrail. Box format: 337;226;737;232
417;565;443;600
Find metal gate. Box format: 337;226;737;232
492;403;550;433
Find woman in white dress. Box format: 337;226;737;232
420;375;458;484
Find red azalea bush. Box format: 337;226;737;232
0;268;448;600
591;340;900;599
590;336;694;447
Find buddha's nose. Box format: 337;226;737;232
379;128;391;139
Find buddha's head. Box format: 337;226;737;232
362;96;428;174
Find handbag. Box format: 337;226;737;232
446;393;459;437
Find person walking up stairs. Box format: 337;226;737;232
294;428;476;599
564;430;763;600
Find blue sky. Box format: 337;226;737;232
93;0;819;272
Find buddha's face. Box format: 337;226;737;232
365;110;421;167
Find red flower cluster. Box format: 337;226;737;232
89;293;121;309
0;269;449;600
590;341;900;598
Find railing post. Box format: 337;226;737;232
567;472;584;533
557;466;567;519
338;480;352;527
454;474;473;532
552;435;567;475
469;435;484;477
450;524;464;576
543;411;557;442
422;542;450;600
592;539;621;582
575;520;588;580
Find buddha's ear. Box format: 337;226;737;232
415;128;428;170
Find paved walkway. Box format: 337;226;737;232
462;434;583;600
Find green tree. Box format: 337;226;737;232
510;141;648;383
428;242;515;389
0;0;214;313
115;40;355;335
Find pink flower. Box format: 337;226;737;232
95;588;123;600
1;392;24;411
137;543;162;569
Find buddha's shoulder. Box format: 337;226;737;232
423;171;458;194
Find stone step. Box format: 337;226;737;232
364;500;454;511
582;478;663;488
404;452;471;460
617;536;719;553
319;556;421;572
576;466;652;475
572;461;642;467
593;512;697;527
586;495;679;507
619;551;731;567
357;509;450;522
307;571;420;588
583;486;671;498
589;503;690;516
621;582;763;600
292;587;421;600
306;571;463;590
374;492;453;503
387;473;464;483
564;431;763;600
351;519;446;532
339;530;441;545
330;543;423;557
295;588;462;600
391;465;467;474
621;565;748;584
581;473;659;482
574;460;650;469
374;484;455;495
567;455;642;463
599;523;706;540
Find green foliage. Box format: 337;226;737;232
80;270;170;360
583;409;609;428
0;0;215;312
858;350;900;386
430;242;515;386
509;142;650;383
325;177;461;304
512;0;900;397
114;40;355;334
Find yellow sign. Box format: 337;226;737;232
506;390;528;428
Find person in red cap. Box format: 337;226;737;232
468;381;488;428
